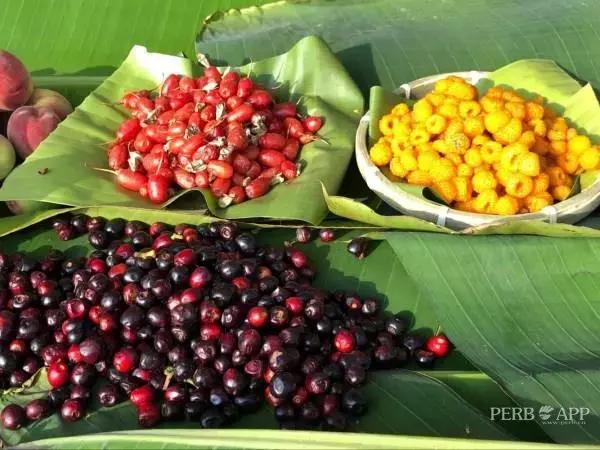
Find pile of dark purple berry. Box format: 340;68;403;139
0;216;450;432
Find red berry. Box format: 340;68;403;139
273;102;297;119
200;323;221;341
247;89;272;109
287;248;308;268
116;169;147;192
319;228;335;242
138;403;161;428
426;335;451;358
147;175;170;204
107;144;128;170
189;267;213;288
247;306;268;328
303;116;323;133
282;138;300;160
236;77;254;98
113;347;138;373
283;117;304;138
116;118;141;143
161;74;181;96
259;133;287;151
281;160;299;180
334;329;356;353
245;177;271;199
258;149;286;168
129;385;155;408
285;297;304;315
47;361;69;388
211;177;232;197
208;161;234;179
67;344;83;364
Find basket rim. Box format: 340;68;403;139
356;71;600;229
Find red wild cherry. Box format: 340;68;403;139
426;335;451;358
334;329;356;353
129;385;155;408
303;116;323;133
47;361;69;388
285;297;304;315
247;306;268;328
113;347;138;374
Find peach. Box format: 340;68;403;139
0;135;16;180
7;105;60;159
0;50;33;111
28;88;73;120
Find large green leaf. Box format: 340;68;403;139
0;0;273;76
387;232;600;444
0;37;362;224
197;0;600;97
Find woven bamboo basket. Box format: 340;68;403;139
355;71;600;230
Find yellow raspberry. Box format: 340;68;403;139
399;149;418;171
525;102;545;120
486;87;505;99
391;119;411;141
549;140;567;156
399;114;413;126
446;153;463;166
444;120;464;137
481;96;504;113
505;173;533;198
480;141;503;164
517;152;541;177
434;180;457;203
426;92;446;107
379;114;395;137
484;110;511;134
547;128;566;141
391;103;410;117
464;148;483;167
432;139;450;155
455;200;476;212
533;173;550;194
500;143;528;172
463;117;485;138
409;128;431;146
525;193;553;212
437;102;459;119
418;150;439;172
444;133;470;153
454;176;473;202
473;189;499;214
529;119;547;137
505;101;526;120
369;142;392;166
472;170;498;193
547;166;567;187
502;90;525;102
472;135;490;147
493;195;520;215
532;136;550;156
493;118;523;145
429;158;457;183
390;139;411;156
425;114;447;135
413;99;434;123
407;170;432;186
552;185;571;201
519;130;536;149
557;153;580;175
457;163;474;177
579;148;600;170
496;168;512;186
568;135;592;154
459;101;481;118
434;78;451;93
566;128;577;140
448;82;477;101
389;157;408;178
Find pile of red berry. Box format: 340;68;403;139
106;64;323;205
0;215;450;432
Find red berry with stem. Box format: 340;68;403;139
117;169;147;192
47;361;69;388
247;306;268;328
245;177;271;199
426;335;451;358
113;347;138;373
147;175;170;204
334;329;356;353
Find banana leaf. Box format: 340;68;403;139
0;36;363;225
0;0;273;76
387;232;600;444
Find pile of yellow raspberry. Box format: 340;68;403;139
369;76;599;215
